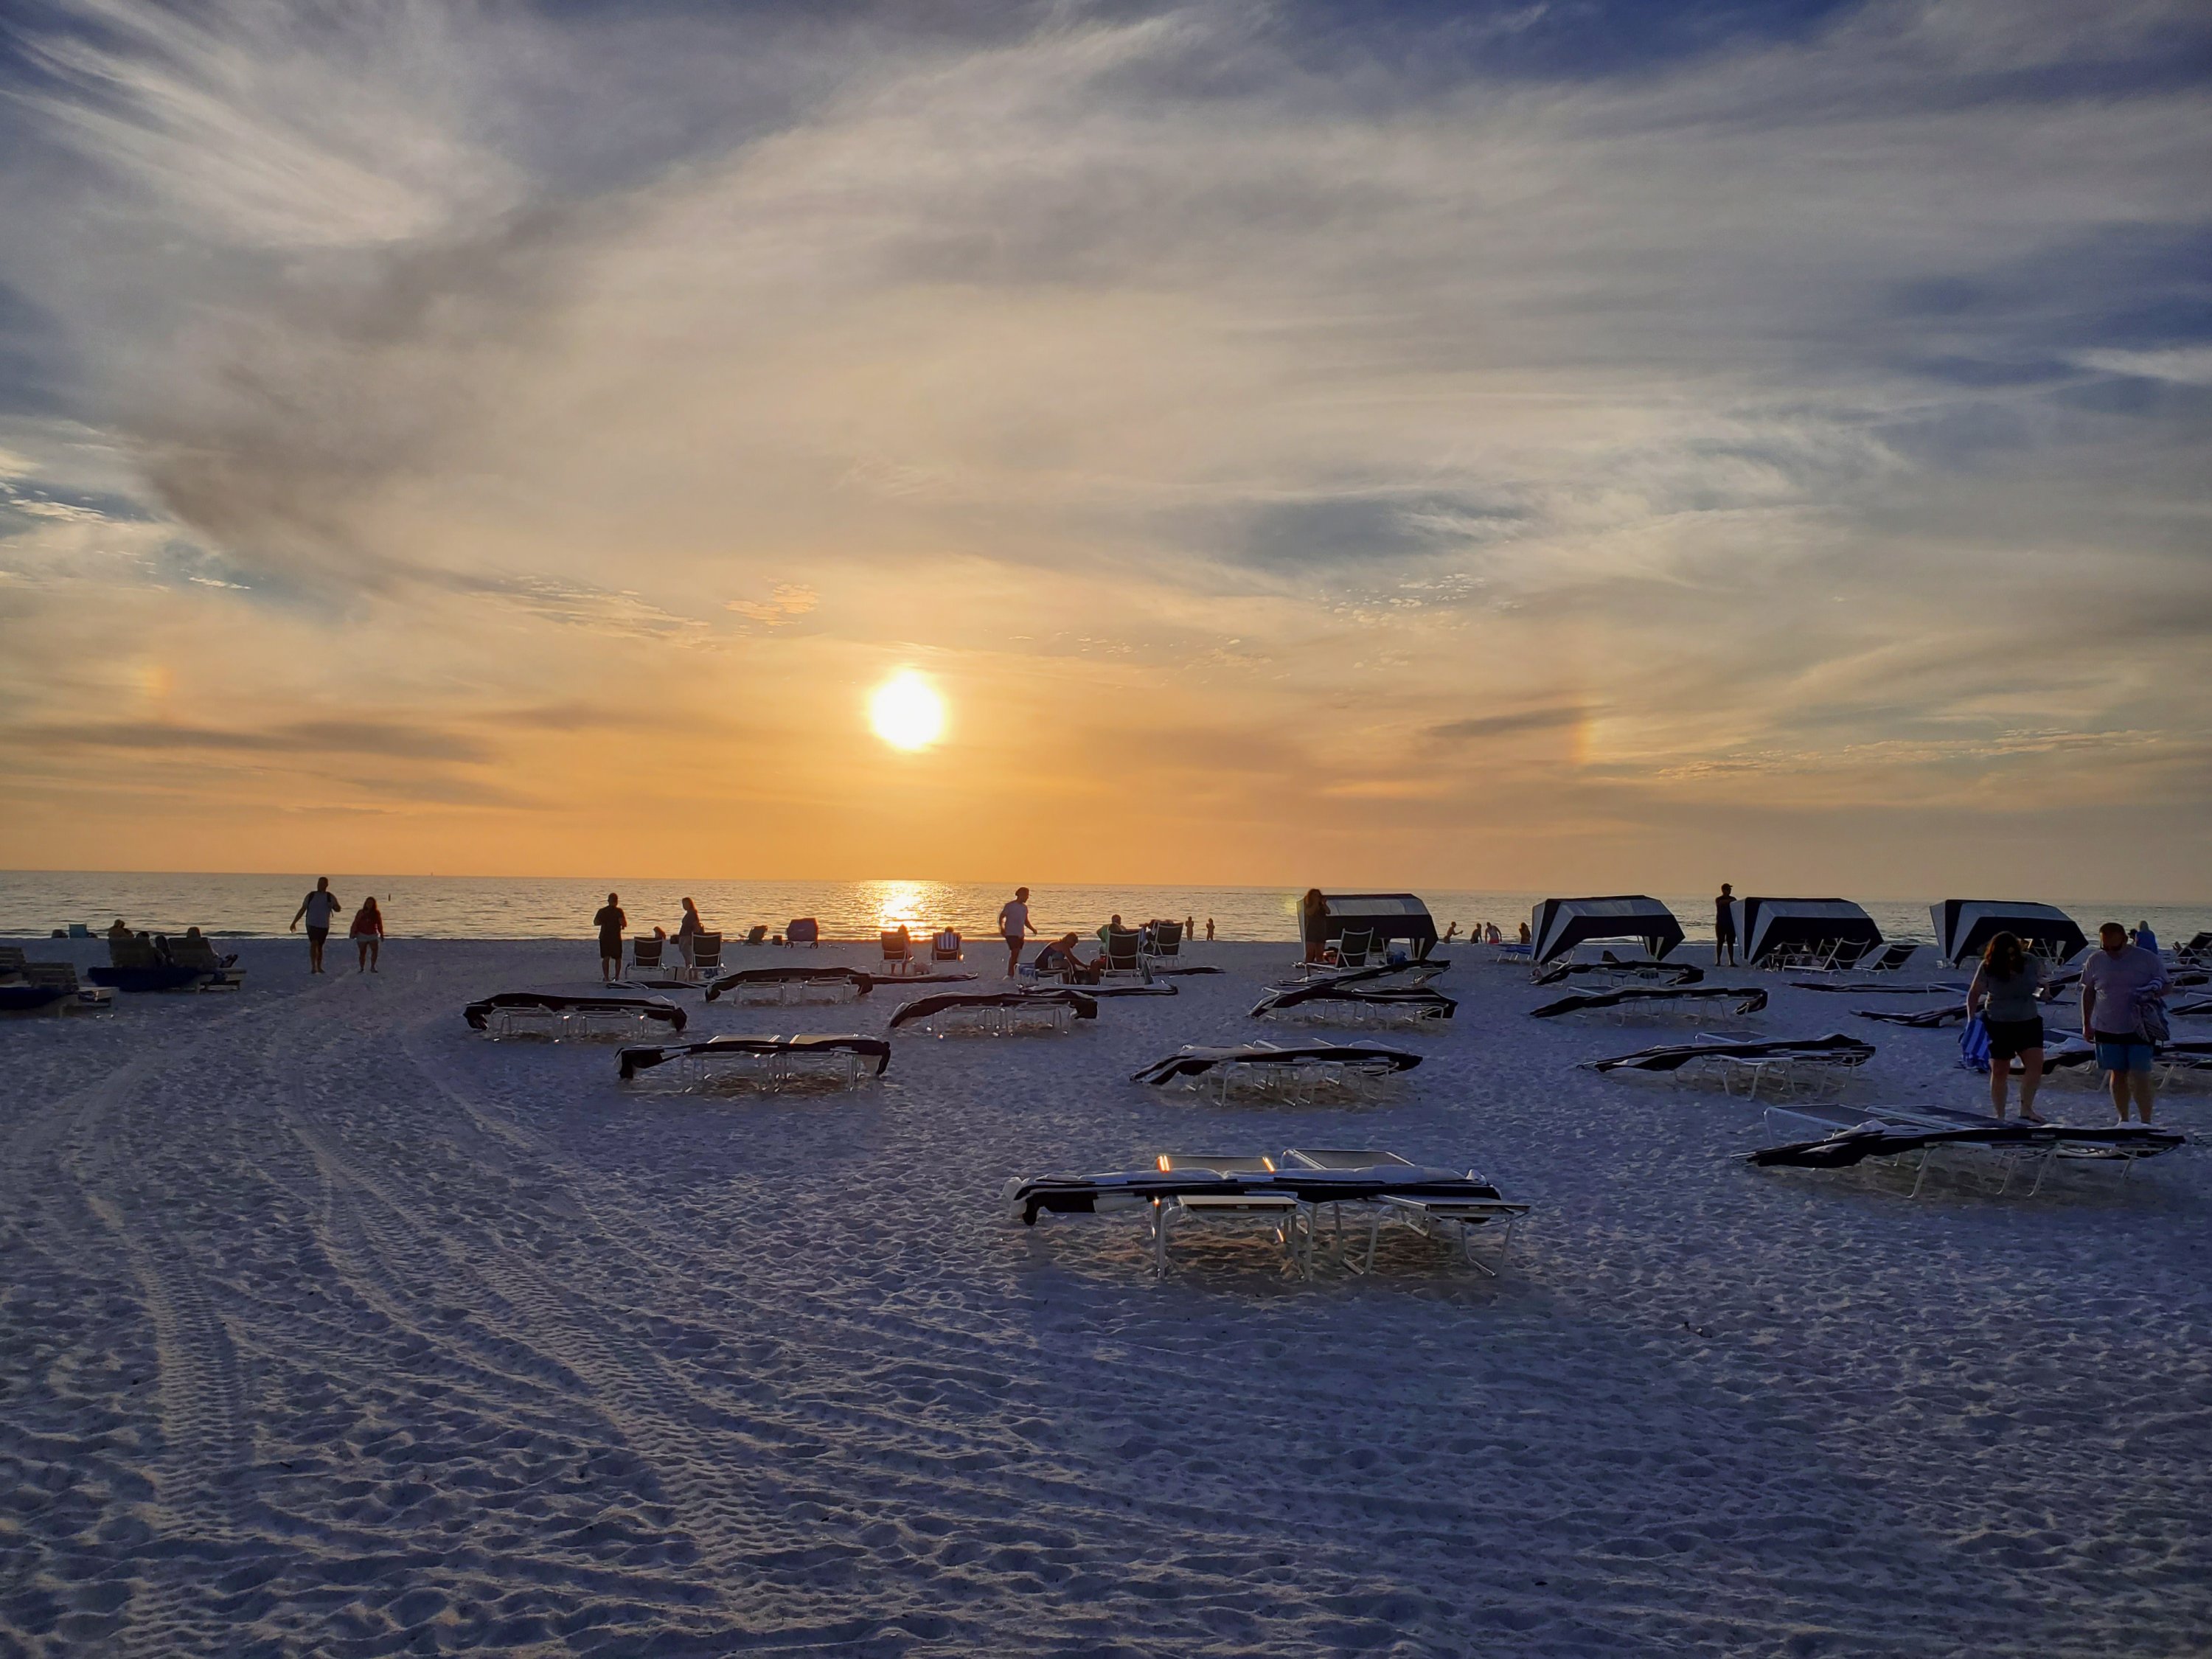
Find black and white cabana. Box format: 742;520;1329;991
1735;897;1882;969
1930;901;2087;967
1300;894;1440;961
1528;897;1684;967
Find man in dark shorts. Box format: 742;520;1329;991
592;892;627;984
290;877;341;974
1714;883;1737;967
2081;921;2167;1123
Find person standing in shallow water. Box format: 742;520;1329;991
291;877;341;974
592;892;626;984
1714;883;1738;967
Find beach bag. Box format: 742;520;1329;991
2138;994;2171;1045
1958;1013;1992;1074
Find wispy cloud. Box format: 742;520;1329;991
0;0;2205;889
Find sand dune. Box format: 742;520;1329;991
2;938;2206;1655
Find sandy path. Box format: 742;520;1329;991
1;937;2207;1655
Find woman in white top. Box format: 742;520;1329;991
998;887;1034;978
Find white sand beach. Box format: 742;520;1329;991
2;938;2207;1656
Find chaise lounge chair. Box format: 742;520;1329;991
880;930;925;978
0;950;115;1015
1278;1148;1529;1276
1532;956;1704;990
705;966;873;1005
463;990;687;1040
617;1033;890;1092
888;987;1099;1036
1130;1039;1422;1103
88;931;243;993
931;928;964;964
1586;1032;1874;1100
1249;981;1456;1027
1747;1099;2184;1197
1527;984;1768;1021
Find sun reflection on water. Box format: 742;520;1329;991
860;879;956;933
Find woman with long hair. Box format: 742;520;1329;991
1966;930;2047;1121
1300;888;1328;963
349;896;385;974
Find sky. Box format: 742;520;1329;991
0;0;2208;896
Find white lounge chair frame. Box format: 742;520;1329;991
905;998;1079;1037
1279;1150;1526;1277
1147;1155;1307;1278
627;1040;882;1095
484;1004;677;1042
723;977;864;1007
1162;1043;1409;1105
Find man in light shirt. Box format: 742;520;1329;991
289;877;341;975
998;887;1035;978
2080;921;2168;1123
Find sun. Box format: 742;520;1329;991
869;671;946;751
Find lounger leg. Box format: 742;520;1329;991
1910;1150;1931;1199
1151;1200;1166;1276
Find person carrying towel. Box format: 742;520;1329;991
2081;921;2168;1124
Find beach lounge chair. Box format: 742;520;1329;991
0;959;115;1015
1002;1152;1522;1279
617;1034;890;1093
1250;981;1456;1028
1528;984;1769;1022
632;936;666;974
463;991;687;1041
1587;1032;1874;1100
1131;1039;1421;1104
2042;1035;2212;1092
888;987;1098;1037
784;919;821;947
932;928;964;963
1851;942;1920;974
1532;957;1704;990
1854;1004;1968;1028
880;930;925;978
1748;1099;2184;1197
164;932;246;988
1278;1149;1529;1276
2179;931;2212;967
1099;928;1147;981
1142;921;1183;964
704;966;872;1005
686;932;724;978
88;931;238;992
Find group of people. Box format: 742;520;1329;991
286;878;384;973
591;894;715;982
995;890;1211;977
1967;922;2170;1125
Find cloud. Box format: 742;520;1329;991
0;0;2205;888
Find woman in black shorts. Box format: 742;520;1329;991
1966;931;2048;1122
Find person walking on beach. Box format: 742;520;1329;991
1966;931;2047;1121
1714;883;1738;967
592;892;627;984
2081;921;2168;1123
290;877;341;974
998;887;1035;976
349;897;386;974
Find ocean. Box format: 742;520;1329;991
1;871;2203;947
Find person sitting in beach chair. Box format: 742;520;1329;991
931;928;963;963
633;930;668;974
880;926;922;977
1034;933;1102;984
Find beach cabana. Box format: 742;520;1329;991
1735;897;1882;969
1931;901;2087;967
1528;897;1683;967
1300;894;1440;963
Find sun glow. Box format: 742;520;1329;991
869;672;946;751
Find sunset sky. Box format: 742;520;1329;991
1;0;2207;894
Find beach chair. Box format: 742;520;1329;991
88;932;235;992
1142;921;1183;965
704;967;871;1005
785;919;820;947
685;932;723;980
1331;927;1376;968
1851;942;1918;974
1278;1149;1528;1276
464;991;687;1041
1750;1099;2183;1197
1587;1032;1874;1100
618;1033;890;1094
1146;1154;1307;1276
1528;984;1769;1022
1131;1039;1422;1105
632;936;666;975
888;988;1097;1037
880;930;923;978
1099;928;1146;981
932;928;964;963
0;961;115;1015
1250;981;1456;1029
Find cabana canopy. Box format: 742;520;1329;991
1736;897;1882;967
1930;901;2087;967
1528;896;1683;966
1300;894;1439;959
